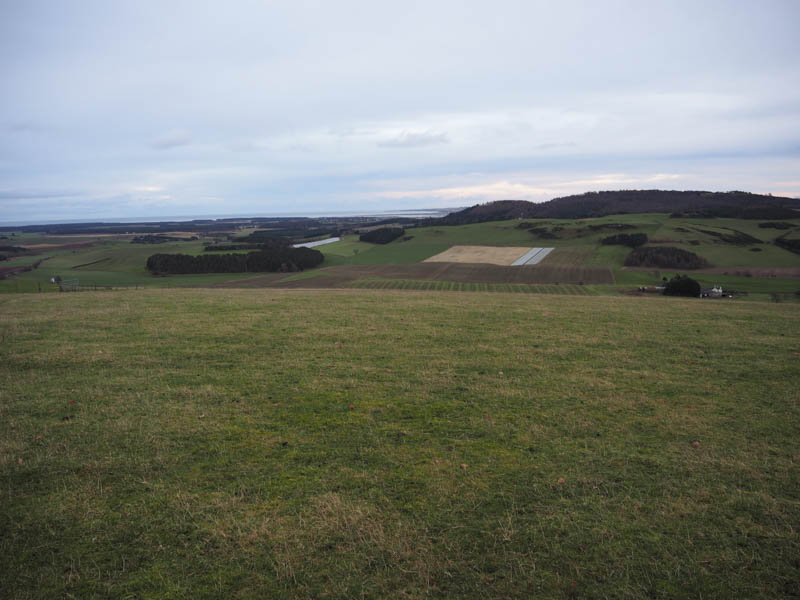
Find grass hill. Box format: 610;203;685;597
439;190;800;223
2;289;799;598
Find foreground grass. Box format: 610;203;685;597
1;290;799;598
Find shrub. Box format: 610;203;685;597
758;221;795;230
359;227;404;244
601;233;648;247
663;275;701;297
528;227;558;239
693;227;762;245
774;235;800;255
624;246;710;269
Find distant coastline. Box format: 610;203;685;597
0;207;460;228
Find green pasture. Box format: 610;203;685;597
322;216;800;271
320;235;451;265
2;289;799;598
0;238;257;292
613;268;800;293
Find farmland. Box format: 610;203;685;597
216;262;615;289
2;289;799;598
2;211;800;299
423;245;532;265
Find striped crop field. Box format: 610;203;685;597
345;278;597;294
538;246;595;266
217;263;615;289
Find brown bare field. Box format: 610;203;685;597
423;245;531;265
217;262;614;288
538;246;594;266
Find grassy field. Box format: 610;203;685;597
0;235;262;292
2;289;799;598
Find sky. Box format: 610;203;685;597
1;0;799;222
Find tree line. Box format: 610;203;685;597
624;246;710;269
359;227;405;244
146;246;323;275
601;233;648;247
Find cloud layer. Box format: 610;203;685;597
1;0;799;221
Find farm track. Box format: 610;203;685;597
216;262;614;288
213;272;297;288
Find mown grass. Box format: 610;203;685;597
1;289;799;599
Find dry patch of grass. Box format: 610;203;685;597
423;245;532;265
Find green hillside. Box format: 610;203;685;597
317;213;800;270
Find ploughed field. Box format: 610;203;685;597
2;289;799;598
218;261;615;289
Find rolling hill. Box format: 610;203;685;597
438;190;800;223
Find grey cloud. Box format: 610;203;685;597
378;131;449;149
535;142;577;150
0;189;84;200
1;1;799;220
330;126;376;138
151;129;192;150
7;121;47;133
228;140;258;153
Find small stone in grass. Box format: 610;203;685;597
557;477;566;484
460;463;468;470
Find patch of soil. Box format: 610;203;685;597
219;263;615;288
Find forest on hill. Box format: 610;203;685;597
436;190;800;224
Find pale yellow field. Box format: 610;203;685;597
423;245;531;265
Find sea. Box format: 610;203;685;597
0;208;460;227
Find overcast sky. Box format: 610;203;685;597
2;0;799;222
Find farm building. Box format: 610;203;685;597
700;286;724;298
